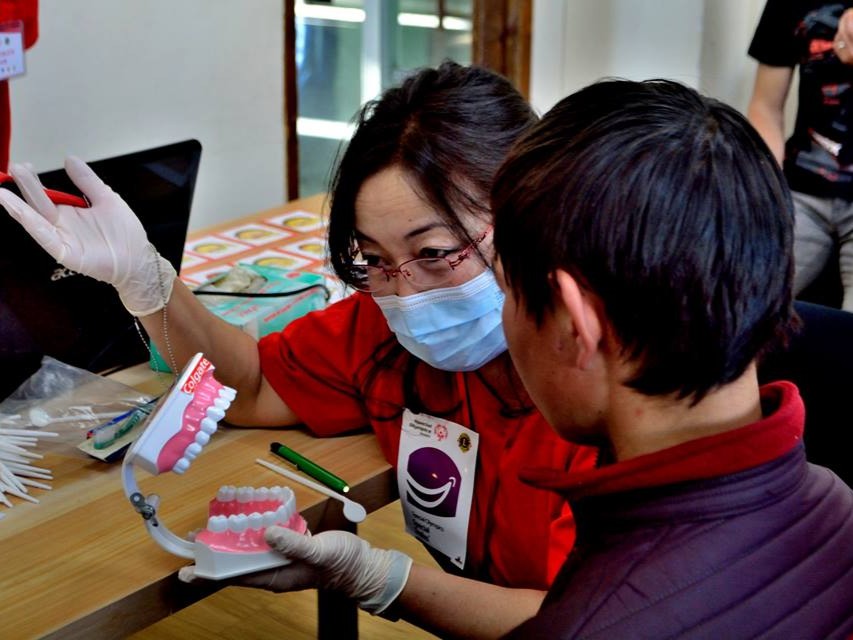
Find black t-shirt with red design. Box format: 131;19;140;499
750;1;853;198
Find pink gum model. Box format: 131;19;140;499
195;485;308;553
127;353;236;476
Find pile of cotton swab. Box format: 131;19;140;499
0;427;58;518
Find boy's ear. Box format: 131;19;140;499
554;269;603;370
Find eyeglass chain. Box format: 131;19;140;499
133;244;179;389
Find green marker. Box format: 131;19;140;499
269;442;350;494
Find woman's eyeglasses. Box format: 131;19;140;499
348;228;491;294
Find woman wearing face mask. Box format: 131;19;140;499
0;61;596;636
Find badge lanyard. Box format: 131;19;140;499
396;375;480;569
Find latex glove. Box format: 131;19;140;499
179;527;413;616
0;157;175;316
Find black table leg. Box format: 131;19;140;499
317;519;358;640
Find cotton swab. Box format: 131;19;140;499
18;477;52;491
0;427;59;438
27;407;126;427
0;479;39;504
0;426;58;515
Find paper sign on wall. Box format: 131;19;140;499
0;21;25;81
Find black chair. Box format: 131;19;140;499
796;245;843;309
758;301;853;486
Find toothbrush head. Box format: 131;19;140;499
126;353;236;476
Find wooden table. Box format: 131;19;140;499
0;366;394;639
0;196;396;639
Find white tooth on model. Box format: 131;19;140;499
173;458;190;474
217;486;233;502
269;486;284;502
262;511;277;527
236;487;253;503
186;443;203;459
208;515;228;533
206;406;225;421
195;431;210;446
248;512;264;530
256;487;270;503
228;514;249;533
221;387;237;401
213;396;230;410
281;487;295;515
275;505;288;523
200;417;218;434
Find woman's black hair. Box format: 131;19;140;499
326;60;538;418
327;59;538;287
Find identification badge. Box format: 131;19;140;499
396;408;478;569
0;20;25;81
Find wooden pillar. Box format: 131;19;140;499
472;0;532;98
283;0;300;200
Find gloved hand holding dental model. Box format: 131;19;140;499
179;527;413;616
0;158;175;316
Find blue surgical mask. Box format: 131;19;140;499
373;270;507;371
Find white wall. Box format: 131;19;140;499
9;0;285;230
8;1;789;233
531;0;768;116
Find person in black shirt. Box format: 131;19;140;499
748;1;853;310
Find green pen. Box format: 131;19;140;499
269;442;350;494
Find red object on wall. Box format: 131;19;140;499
0;0;38;171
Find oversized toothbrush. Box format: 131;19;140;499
121;353;307;580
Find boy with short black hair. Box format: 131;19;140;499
493;78;853;638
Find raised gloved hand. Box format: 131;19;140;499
179;527;413;616
0;157;176;316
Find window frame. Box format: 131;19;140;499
283;0;531;199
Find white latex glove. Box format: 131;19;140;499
0;157;176;316
179;527;413;616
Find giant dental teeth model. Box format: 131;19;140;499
122;353;307;579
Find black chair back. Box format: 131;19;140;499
758;301;853;486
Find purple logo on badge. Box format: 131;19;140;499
405;447;461;517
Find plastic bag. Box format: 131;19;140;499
0;356;154;453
